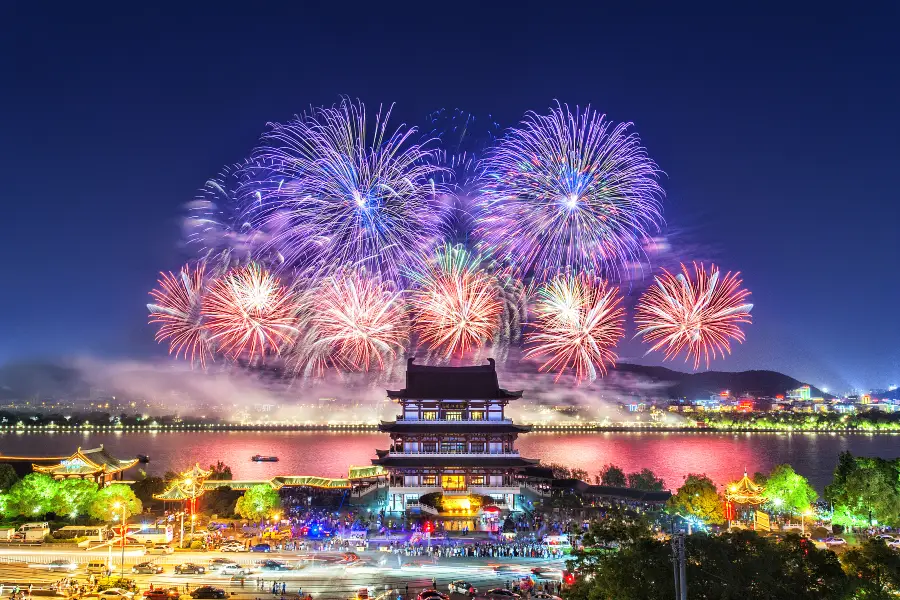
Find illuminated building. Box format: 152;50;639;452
788;385;812;401
374;358;538;519
12;446;139;485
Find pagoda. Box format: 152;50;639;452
374;358;538;517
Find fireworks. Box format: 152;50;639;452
147;263;210;367
411;245;502;358
201;264;299;361
525;275;625;383
246;98;450;283
635;262;753;369
476;102;664;282
304;271;409;372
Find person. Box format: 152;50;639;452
281;583;286;595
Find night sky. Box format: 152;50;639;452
1;4;897;391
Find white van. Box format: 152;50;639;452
86;560;110;575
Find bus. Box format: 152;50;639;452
54;525;109;542
129;524;173;545
17;522;50;541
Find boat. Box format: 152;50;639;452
251;455;279;462
136;454;150;463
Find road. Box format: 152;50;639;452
0;546;566;599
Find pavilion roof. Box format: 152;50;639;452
387;358;522;401
725;472;767;505
32;445;138;476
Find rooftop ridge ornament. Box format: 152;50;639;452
725;472;766;505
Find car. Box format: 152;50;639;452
189;587;226;599
207;557;234;567
888;540;900;549
257;559;291;571
825;537;847;546
147;544;174;555
530;567;559;579
481;590;520;600
250;543;271;553
143;589;180;600
415;591;448;600
220;564;253;576
531;594;562;600
219;542;245;552
132;562;164;575
174;563;207;574
492;565;513;572
875;534;895;541
47;560;78;572
448;581;476;595
355;589;369;600
96;589;135;599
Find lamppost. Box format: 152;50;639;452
802;509;813;536
113;501;126;579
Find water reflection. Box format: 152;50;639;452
1;431;900;491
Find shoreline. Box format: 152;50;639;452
1;423;898;434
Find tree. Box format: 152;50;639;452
763;464;817;515
667;473;724;524
208;461;233;481
596;464;626;487
841;539;900;599
132;476;166;507
235;485;280;522
5;473;58;517
627;468;665;491
826;455;900;526
0;464;18;493
54;479;98;519
88;483;142;522
205;486;241;518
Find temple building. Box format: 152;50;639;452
374;358;538;519
29;446;138;485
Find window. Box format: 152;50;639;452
422;475;437;486
444;411;463;421
469;411;484;420
422;411;438;421
440;442;466;454
422;442;437;453
441;475;466;490
469;475;485;486
469;442;485;453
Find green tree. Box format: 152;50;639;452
596;464;627;487
841;539;900;599
88;483;142;522
234;485;280;522
5;473;58;517
54;479;98;519
205;486;241;518
208;461;233;481
132;476;166;507
626;468;665;491
0;464;19;493
826;455;900;526
666;473;724;524
763;464;817;515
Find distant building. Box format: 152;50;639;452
788;385;812;401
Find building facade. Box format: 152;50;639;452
374;358;538;515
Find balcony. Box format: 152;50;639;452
395;417;513;424
388;450;519;457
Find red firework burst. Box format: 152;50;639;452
525;274;625;383
411;246;502;357
635;262;753;369
147;262;210;368
201;264;298;360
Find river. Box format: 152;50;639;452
4;431;900;491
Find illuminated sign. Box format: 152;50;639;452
61;458;88;471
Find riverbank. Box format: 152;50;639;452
3;422;900;433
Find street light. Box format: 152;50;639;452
802;509;813;536
112;501;126;579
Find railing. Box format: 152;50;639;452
394;418;514;424
387;450;519;456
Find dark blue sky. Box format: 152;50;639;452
1;3;897;392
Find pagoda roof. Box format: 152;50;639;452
379;421;531;434
725;472;767;505
371;455;539;468
32;446;138;476
387;358;522;400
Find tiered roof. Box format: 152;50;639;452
31;446;138;477
726;472;766;505
387;358;522;400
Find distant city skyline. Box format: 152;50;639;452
0;6;897;392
